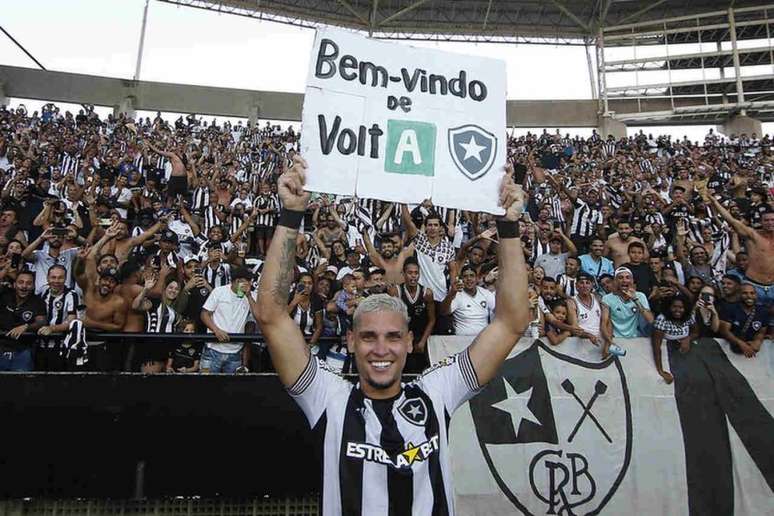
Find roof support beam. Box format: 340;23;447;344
617;0;670;26
482;0;493;30
547;0;590;33
600;0;613;27
378;0;432;27
369;0;379;36
334;0;369;26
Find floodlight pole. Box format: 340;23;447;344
727;7;746;114
596;30;609;115
134;0;151;82
585;37;598;99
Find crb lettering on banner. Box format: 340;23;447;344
300;27;507;214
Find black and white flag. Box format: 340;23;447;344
429;336;773;515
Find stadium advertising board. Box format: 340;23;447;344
300;27;507;214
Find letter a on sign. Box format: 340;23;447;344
394;130;421;166
384;120;436;177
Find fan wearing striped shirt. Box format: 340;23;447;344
131;274;181;373
288;272;323;347
35;265;79;371
257;156;529;516
202;243;231;289
253;182;278;257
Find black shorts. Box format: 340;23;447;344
166;175;188;199
255;226;274;240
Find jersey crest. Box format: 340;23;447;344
398;397;428;426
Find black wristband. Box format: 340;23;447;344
496;220;519;239
278;209;304;229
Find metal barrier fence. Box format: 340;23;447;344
0;497;320;516
6;331;430;374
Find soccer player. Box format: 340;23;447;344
257;155;529;515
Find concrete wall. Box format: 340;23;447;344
0;65;303;121
0;65;697;128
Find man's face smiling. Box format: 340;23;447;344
381;241;395;259
348;310;412;399
740;285;757;308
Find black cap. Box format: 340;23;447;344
577;272;595;282
160;230;178;243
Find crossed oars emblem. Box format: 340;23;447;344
561;379;612;443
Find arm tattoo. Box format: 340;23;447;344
271;229;298;305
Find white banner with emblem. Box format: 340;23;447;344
300;27;507;214
429;336;773;515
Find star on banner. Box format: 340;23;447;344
491;379;541;436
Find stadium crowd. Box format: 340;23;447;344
0;102;771;379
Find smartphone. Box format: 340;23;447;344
99;218;112;227
700;292;712;303
296;284;306;294
10;254;20;269
51;227;68;236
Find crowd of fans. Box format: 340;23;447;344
0;102;770;378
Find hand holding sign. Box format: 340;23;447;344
279;156;311;212
499;163;525;222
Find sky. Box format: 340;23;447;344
0;0;770;142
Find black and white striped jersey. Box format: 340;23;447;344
145;298;177;333
59;152;81;175
40;287;79;348
288;348;481;516
191;187;210;213
569;198;602;238
558;273;578;298
201;206;222;234
203;262;231;289
254;194;278;227
531;239;550;263
132;153;145;176
644;211;666;227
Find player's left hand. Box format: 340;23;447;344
498;163;525;222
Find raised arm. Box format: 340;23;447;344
467;169;530;386
256;155;313;388
401;204;419;240
129;215;168;247
22;228;51;260
361;228;386;269
83;225;120;287
707;194;756;239
557;227;577;256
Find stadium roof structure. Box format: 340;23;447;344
159;0;767;44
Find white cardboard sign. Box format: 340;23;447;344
300;28;507;214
